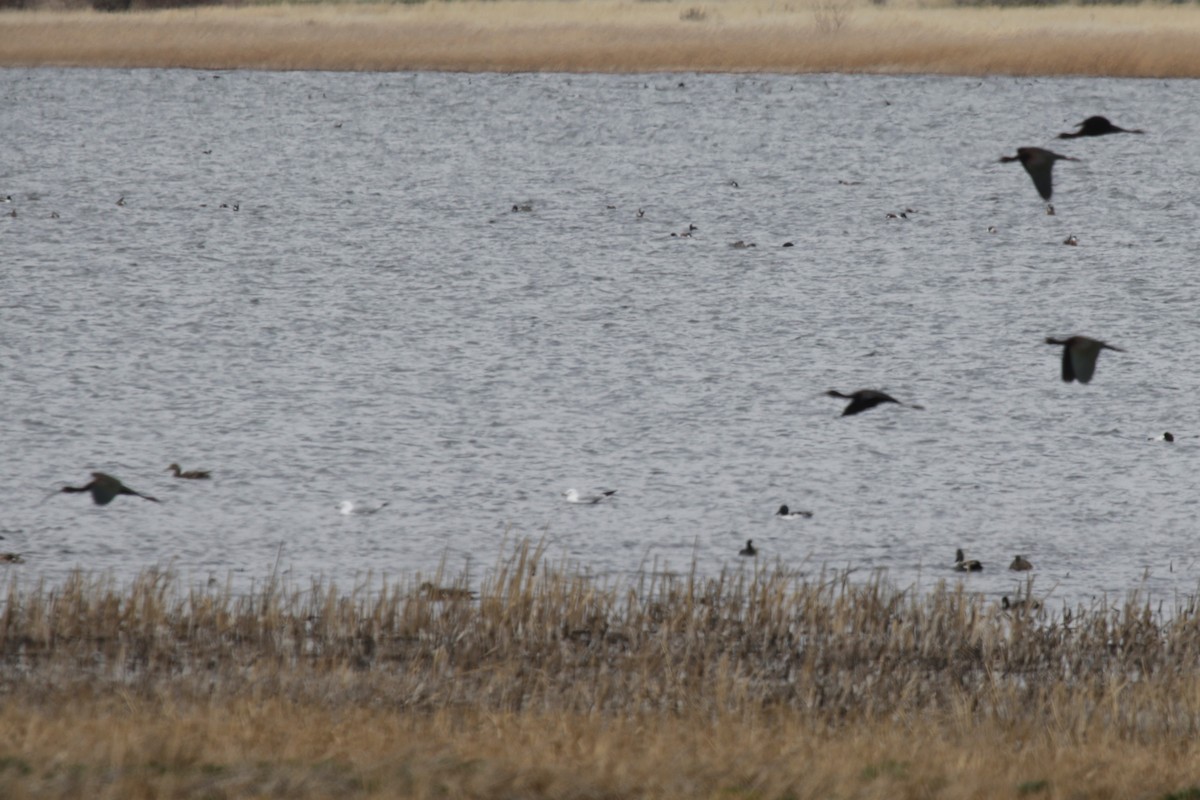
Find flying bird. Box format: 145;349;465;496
167;463;211;480
55;472;159;505
1045;335;1123;384
825;389;922;417
1058;115;1144;138
999;147;1077;204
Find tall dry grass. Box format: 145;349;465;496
3;1;1200;76
1;541;1200;797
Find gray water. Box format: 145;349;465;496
2;68;1199;609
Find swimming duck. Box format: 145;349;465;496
825;389;922;417
0;553;24;564
999;147;1077;204
1058;116;1144;138
738;539;757;557
1159;432;1175;443
776;504;813;519
563;488;617;504
417;582;475;601
1001;595;1041;611
1045;335;1123;384
1009;555;1033;572
56;472;159;505
1063;234;1078;246
338;500;390;516
954;548;982;572
167;463;211;480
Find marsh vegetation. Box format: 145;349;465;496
1;541;1199;797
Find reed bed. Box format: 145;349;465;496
3;1;1200;77
1;541;1200;797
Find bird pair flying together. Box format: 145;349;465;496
1000;115;1142;209
828;335;1122;416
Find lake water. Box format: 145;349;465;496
2;68;1199;611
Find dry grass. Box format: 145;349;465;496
2;1;1200;76
1;541;1200;797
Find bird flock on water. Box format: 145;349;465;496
16;112;1165;611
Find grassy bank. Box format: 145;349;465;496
1;542;1200;797
2;1;1200;76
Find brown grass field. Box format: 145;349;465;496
1;541;1200;798
2;0;1200;76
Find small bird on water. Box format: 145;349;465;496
826;389;923;417
1009;555;1033;572
1045;335;1123;384
563;488;617;504
739;539;758;557
55;472;159;505
954;548;982;572
999;147;1077;207
338;500;389;516
167;463;211;480
1058;115;1144;138
1002;595;1041;611
776;504;813;519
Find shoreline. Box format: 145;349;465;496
2;2;1200;76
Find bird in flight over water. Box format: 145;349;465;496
999;147;1078;208
1045;335;1124;384
825;389;923;417
1058;116;1144;138
54;472;159;505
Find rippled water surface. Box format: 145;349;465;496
3;68;1199;607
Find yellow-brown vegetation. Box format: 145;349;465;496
1;541;1199;797
3;1;1200;76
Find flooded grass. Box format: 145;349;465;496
1;540;1200;796
2;1;1200;76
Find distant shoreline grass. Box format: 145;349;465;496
2;1;1200;76
2;541;1200;797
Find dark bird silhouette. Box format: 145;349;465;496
1058;116;1144;138
738;539;757;557
825;389;922;417
1161;432;1176;443
1009;555;1033;572
776;504;813;519
1045;335;1123;384
56;472;159;505
999;147;1077;203
954;548;982;572
167;463;211;480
